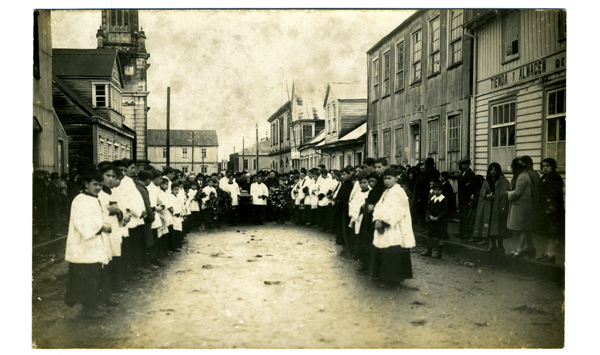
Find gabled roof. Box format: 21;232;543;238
237;138;270;155
53;48;122;86
267;101;291;123
146;129;219;147
323;83;366;107
52;72;97;117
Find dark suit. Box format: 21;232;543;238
457;168;475;236
135;181;155;268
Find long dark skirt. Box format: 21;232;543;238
370;245;413;283
65;262;108;307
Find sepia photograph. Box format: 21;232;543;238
30;3;569;349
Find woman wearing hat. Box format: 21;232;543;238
473;162;510;253
507;158;533;258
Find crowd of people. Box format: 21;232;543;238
41;152;564;319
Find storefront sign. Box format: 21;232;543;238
481;51;566;94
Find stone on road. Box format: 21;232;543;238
32;223;564;349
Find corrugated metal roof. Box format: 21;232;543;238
53;49;119;78
338;122;367;142
146;129;219;146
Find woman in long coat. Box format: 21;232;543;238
473;162;510;253
507;158;533;258
535;158;565;264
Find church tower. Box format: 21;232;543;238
96;9;151;163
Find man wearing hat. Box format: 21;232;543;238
415;158;440;227
456;157;475;239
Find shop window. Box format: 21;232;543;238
490;101;517;169
382;129;391;158
546;88;566;171
395;127;404;165
447;114;462;173
428;119;439;163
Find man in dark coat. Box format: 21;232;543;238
456;157;475;239
415;158;440;227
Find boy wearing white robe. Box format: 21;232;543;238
115;161;147;278
201;179;217;229
221;175;240;224
187;183;200;230
168;183;184;252
290;174;303;224
64;170;113;319
250;175;269;225
147;169;166;266
371;169;416;285
308;170;320;226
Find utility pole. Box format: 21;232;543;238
242;136;245;173
191;130;195;173
166;87;170;167
255;123;259;173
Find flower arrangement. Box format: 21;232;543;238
205;188;233;221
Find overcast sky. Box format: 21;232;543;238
51;9;414;160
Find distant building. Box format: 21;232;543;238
268;82;325;173
52;48;136;173
96;9;151;163
146;129;219;175
463;9;566;177
299;130;326;170
315;83;367;169
33;10;69;173
367;10;473;173
230;137;271;175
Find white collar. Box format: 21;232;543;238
431;195;445;203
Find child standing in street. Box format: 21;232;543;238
422;183;449;258
64;170;112;319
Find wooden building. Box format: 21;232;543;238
33;10;69;174
268;81;325;173
230;137;271;175
96;9;151;163
463;9;566;178
146;129;219;174
316;83;367;169
52;48;136;173
299;130;326;170
366;10;473;174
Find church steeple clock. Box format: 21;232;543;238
97;9;151;163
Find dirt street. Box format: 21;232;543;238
32;223;564;349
